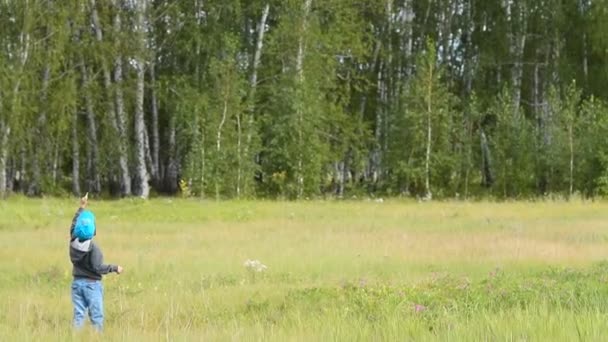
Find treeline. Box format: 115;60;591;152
1;0;608;200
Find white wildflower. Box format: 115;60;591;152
243;259;268;273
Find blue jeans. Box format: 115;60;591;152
71;279;104;331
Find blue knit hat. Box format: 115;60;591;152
74;210;96;240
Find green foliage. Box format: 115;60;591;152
248;263;608;326
387;40;457;197
577;97;608;196
2;0;608;200
488;88;535;197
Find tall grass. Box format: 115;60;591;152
1;197;608;340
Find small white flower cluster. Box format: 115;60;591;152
243;259;268;273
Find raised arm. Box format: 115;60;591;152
69;208;84;239
69;193;88;239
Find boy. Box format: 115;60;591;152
69;193;123;331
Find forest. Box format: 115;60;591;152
1;0;607;199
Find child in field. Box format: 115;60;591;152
69;194;123;331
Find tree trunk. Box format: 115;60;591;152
150;62;160;182
243;3;270;196
113;3;131;196
401;0;414;84
508;1;527;118
216;91;229;153
52;143;59;186
382;0;393;166
215;88;227;199
361;39;381;184
236;108;242;198
372;61;385;184
335;161;345;198
198;114;206;197
462;0;475;99
72;110;80;196
29;65;51;196
569;124;574;197
581;0;589;87
462;0;475;199
464;117;473;199
248;3;269;105
133;0;149;198
79;59;101;194
0;123;10;198
6;158;14;194
480;129;494;187
1;30;29;197
424;60;433;201
20;146;26;193
360;39;381;118
144;127;154;184
533;61;545;193
91;0;131;196
165;114;178;194
295;0;312;198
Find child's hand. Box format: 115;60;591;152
80;192;88;208
116;265;124;274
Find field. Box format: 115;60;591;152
2;198;608;341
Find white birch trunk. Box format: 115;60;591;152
144;127;154;182
79;60;101;193
217;91;229;153
480;129;494;187
383;0;393;156
0;123;10;198
52;143;59;186
295;0;312;198
463;0;475;198
249;4;269;100
335;161;345;198
402;0;414;82
372;61;386;184
360;40;381;183
236;108;242;198
91;0;116;130
150;62;160;181
91;0;131;195
2;32;30;197
511;34;526;117
134;0;149;198
569;124;574;197
198;114;206;196
30;65;51;195
113;4;131;196
580;0;589;85
242;4;270;197
19;147;26;192
424;60;433;201
167;114;178;194
72;109;80;196
462;0;474;97
534;58;546;192
508;1;527;118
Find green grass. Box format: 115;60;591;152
2;197;608;341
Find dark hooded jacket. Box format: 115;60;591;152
69;208;118;280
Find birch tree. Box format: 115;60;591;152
0;1;32;198
133;0;150;198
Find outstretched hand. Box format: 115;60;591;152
80;192;88;209
116;265;124;274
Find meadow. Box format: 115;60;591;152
2;197;608;341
